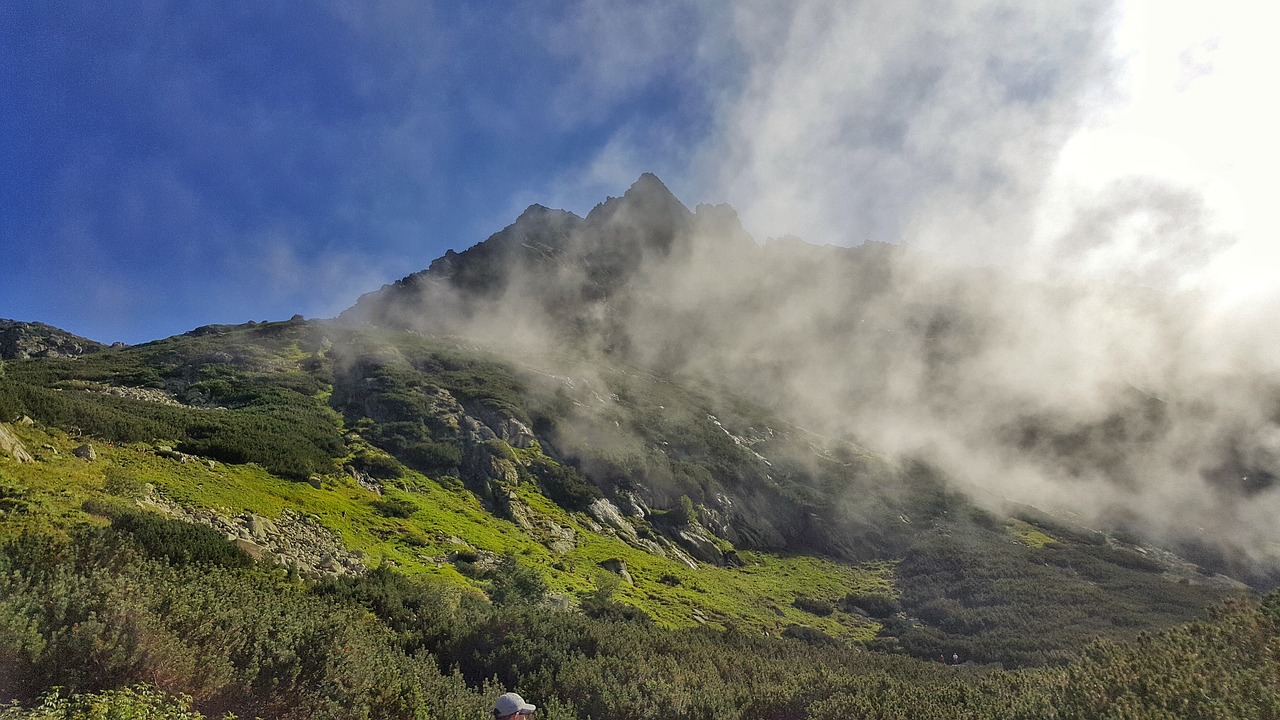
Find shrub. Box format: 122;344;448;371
105;509;251;568
14;685;207;720
103;468;146;498
527;456;601;511
793;595;835;616
487;553;548;606
372;496;417;519
841;592;900;619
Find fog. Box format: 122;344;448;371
350;0;1280;571
678;0;1280;567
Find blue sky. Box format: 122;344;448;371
2;2;720;343
3;1;1271;345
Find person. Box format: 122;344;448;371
493;692;536;719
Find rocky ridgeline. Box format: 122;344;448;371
0;319;113;359
140;491;366;577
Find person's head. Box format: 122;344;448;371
493;692;536;720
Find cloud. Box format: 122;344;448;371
695;0;1118;255
508;0;1280;570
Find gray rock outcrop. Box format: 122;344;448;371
598;558;633;584
140;491;366;577
0;319;109;359
588;498;641;545
0;423;35;463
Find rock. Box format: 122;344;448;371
540;520;577;555
619;491;649;518
588;498;641;544
234;539;266;559
634;538;668;558
345;465;382;495
598;558;633;585
245;514;279;541
0;319;107;359
71;443;96;461
0;424;35;463
17;416;34;426
672;523;728;565
497;417;537;448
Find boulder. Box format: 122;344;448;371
234;539;266;559
71;443;96;461
0;424;35;463
598;558;633;585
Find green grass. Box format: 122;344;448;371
0;419;890;643
1006;519;1058;548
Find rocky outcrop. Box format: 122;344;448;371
598;558;633;584
156;445;199;463
140;491;365;577
344;465;383;495
671;523;727;565
0;319;109;359
71;443;96;461
96;385;184;406
587;498;641;545
0;423;35;463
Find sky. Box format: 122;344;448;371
2;0;1276;346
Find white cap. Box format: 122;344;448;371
493;692;536;717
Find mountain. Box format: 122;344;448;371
346;174;1280;583
2;176;1279;717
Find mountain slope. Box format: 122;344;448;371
0;317;1245;670
345;174;1280;589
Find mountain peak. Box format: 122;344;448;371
585;172;691;229
626;172;672;197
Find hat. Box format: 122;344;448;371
493;692;536;717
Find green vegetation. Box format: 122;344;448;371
0;523;1276;720
0;319;1273;718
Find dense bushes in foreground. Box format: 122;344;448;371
1;518;1278;719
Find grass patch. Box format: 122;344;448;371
1007;519;1058;548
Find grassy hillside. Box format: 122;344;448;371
1;319;1272;718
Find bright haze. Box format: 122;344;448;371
5;3;1278;566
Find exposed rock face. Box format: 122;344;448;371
588;498;641;545
0;423;35;463
0;319;110;359
344;465;383;495
141;491;365;577
598;558;633;584
672;523;727;565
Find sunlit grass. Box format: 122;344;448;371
1;420;890;643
